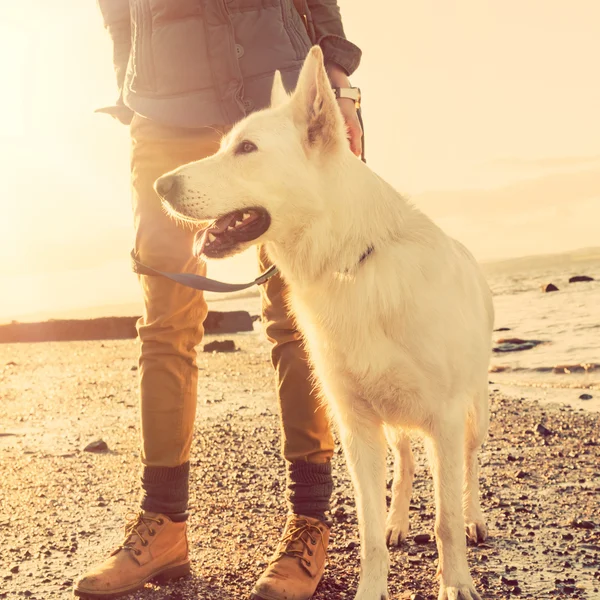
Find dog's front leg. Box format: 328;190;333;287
427;418;482;600
338;413;389;600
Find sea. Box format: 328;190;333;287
486;263;600;412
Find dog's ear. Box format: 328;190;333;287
271;70;289;108
291;46;345;153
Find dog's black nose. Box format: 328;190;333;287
155;175;178;199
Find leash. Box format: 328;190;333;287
131;109;366;294
131;250;279;293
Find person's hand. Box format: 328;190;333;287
326;63;363;157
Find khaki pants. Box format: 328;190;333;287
130;114;334;467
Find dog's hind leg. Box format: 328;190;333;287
463;392;489;545
384;426;415;546
338;410;390;600
427;410;482;600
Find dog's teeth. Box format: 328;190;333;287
243;212;251;220
207;233;216;242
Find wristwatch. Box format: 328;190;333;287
333;87;361;109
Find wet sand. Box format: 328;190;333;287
0;331;599;599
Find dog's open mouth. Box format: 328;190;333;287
193;207;270;258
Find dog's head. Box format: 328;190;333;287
154;46;350;259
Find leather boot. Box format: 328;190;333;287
251;514;330;600
73;511;190;598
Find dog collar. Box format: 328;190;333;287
358;245;374;264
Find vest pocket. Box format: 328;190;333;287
130;0;156;93
281;0;311;60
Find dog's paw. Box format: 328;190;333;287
438;583;482;600
385;514;409;547
465;519;488;545
354;583;389;600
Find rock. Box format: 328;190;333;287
516;470;528;479
9;565;19;574
494;339;543;353
5;361;17;366
410;594;426;600
541;283;559;292
413;533;431;544
0;310;253;343
203;311;254;334
130;365;138;371
494;327;511;332
569;275;594;283
536;423;553;436
84;439;109;453
203;340;237;353
579;394;593;400
345;540;358;550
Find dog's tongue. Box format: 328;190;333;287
193;213;238;256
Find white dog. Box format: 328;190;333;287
155;46;494;600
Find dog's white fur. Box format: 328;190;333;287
157;47;494;600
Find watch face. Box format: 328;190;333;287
336;87;360;101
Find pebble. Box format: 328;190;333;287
203;340;237;353
83;439;109;453
579;394;592;400
2;336;599;600
413;533;431;544
571;519;595;530
536;423;553;436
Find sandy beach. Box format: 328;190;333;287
1;328;599;600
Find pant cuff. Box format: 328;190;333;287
140;462;190;518
286;460;333;522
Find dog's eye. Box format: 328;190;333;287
235;140;258;155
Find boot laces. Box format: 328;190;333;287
273;516;326;567
116;512;164;556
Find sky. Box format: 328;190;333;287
0;1;598;321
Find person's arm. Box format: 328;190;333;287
305;0;363;156
97;0;133;124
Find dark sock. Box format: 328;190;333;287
140;461;190;521
286;461;333;523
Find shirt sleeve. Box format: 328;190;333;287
305;0;362;75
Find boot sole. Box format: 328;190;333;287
73;560;191;599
